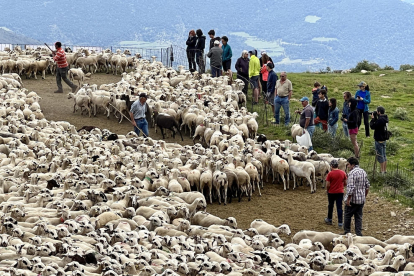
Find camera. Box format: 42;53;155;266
369;111;378;118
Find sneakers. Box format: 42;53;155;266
324;218;332;225
338;223;343;229
54;90;63;93
72;85;78;93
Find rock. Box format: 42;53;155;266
391;211;397;217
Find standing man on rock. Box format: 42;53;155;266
52;41;77;93
343;157;370;236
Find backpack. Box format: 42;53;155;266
384;123;392;140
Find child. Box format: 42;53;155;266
311;82;321;108
328;98;339;137
314;89;329;131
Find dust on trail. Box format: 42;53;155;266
24;73;413;240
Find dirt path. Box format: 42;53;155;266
23;73;413;240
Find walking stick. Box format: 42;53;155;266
108;103;148;138
44;43;54;52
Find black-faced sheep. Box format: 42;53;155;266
153;111;183;141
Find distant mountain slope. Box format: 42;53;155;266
0;27;42;44
1;0;414;71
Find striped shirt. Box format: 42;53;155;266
53;47;68;68
344;166;370;204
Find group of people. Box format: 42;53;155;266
186;29;233;77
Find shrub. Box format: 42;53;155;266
388;126;402;137
312;128;354;154
369;139;400;156
350;60;381;73
382;65;394;70
399;64;414;71
394;107;410;121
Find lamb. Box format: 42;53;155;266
250;219;291;236
153;111;183;141
109;93;128;123
67;93;91;117
293;230;339;248
30;58;53;80
191;211;237;228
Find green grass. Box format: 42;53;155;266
241;70;414;169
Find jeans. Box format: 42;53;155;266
274;96;290;125
307;125;315;151
56;66;75;92
187;50;196;71
357;109;370;137
134;118;149;137
328;123;338;137
344;202;364;236
375;141;387;163
211;66;222;78
237;74;249;94
342;122;349;138
196;51;205;73
327;193;344;224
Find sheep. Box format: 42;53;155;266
68;68;85;87
153;111;183;141
67;93;91;117
250;219;291;236
287;152;316;193
270;148;290;190
191;211;237;229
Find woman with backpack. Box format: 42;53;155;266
355;81;371;137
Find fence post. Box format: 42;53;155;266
373;155;377;181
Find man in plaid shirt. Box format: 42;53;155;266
52;41;77;93
343;157;370;236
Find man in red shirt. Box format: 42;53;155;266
52;41;77;93
324;159;347;228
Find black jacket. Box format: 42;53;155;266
209;38;215;50
195;35;206;53
315;99;329;120
186;36;197;51
370;114;389;141
346;98;359;129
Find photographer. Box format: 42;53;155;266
370;106;389;174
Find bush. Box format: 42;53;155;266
382;65;394;70
394;107;410;121
399;64;414;71
350;60;381;73
369;139;400;156
312;128;354;154
388;126;402;137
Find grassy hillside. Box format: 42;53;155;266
247;70;414;170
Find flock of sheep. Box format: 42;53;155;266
0;46;139;86
1;50;414;276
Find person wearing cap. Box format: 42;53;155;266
324;159;347;228
370;106;389;174
195;29;206;73
235;50;250;94
355;81;371;137
129;93;151;137
295;96;315;150
343;157;370;236
208;30;215;50
221;36;232;76
259;51;273;67
52;41;77;93
248;50;260;104
266;62;278;114
274;72;292;126
207;40;223;77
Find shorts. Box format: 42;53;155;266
250;75;259;89
349;128;358;135
222;60;231;71
375;141;387;163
